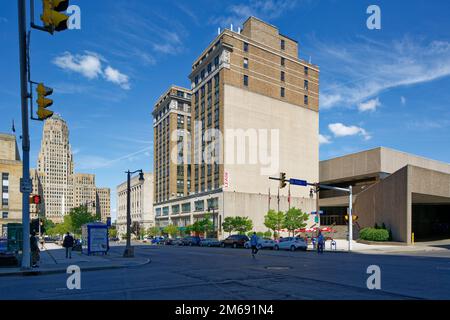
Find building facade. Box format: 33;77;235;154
153;86;192;204
0;134;23;236
153;17;320;237
319;147;450;243
116;173;154;237
36;114;74;222
96;188;111;223
32;115;110;223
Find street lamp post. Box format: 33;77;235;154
123;170;144;258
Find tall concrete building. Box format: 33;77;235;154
153;17;320;236
0;134;23;236
36;114;74;222
32;115;110;223
116;173;154;237
96;187;111;223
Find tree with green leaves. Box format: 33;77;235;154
46;215;73;236
222;217;235;236
233;216;253;235
283;207;309;237
109;228;118;238
148;226;161;237
68;206;99;235
197;214;214;237
164;224;179;238
264;209;285;239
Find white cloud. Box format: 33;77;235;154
358;97;381;112
401;96;406;105
104;66;130;90
319;134;332;145
315;37;450;109
210;0;299;27
328;123;371;140
53;52;103;79
53;52;130;89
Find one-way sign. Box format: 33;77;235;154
289;179;308;186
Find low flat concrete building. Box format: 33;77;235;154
116;173;154;237
319;147;450;243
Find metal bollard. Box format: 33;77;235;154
331;240;337;251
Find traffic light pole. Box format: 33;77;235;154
18;0;31;269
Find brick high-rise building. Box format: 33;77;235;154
96;187;111;223
153;17;320;237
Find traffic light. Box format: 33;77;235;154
29;195;41;205
279;172;287;189
41;0;70;33
36;83;54;120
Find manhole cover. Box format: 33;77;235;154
265;266;292;270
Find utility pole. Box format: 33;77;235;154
18;0;31;270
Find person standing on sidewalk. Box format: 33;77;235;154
63;232;74;259
30;231;40;268
317;231;325;254
250;232;259;258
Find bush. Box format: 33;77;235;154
360;228;390;242
263;231;272;238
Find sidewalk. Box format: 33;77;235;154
0;243;150;277
315;239;450;255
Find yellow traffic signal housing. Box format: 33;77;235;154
280;172;287;189
41;0;70;33
36;83;54;120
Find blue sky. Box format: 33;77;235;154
1;0;450;219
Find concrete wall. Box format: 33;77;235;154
380;147;450;175
320;148;382;183
353;166;409;243
223;84;319;200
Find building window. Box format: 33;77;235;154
172;205;180;215
304;80;309;91
182;203;191;213
281;39;285;50
207;63;212;73
195;200;204;212
281;71;285;82
214;56;219;67
281;57;285;66
243;42;249;52
243;75;249;87
281;87;285;97
243;58;249;69
304;66;309;76
2;212;7;219
304;95;309;105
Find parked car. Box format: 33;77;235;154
0;238;7;253
274;237;307;251
180;236;201;246
109;237;120;242
244;238;276;250
172;238;183;246
221;235;250;248
200;238;222;247
151;236;165;245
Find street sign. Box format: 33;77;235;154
20;178;32;193
289;179;308;186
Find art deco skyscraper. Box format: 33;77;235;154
36;114;74;223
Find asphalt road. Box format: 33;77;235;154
1;244;450;300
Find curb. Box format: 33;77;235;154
0;258;151;277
